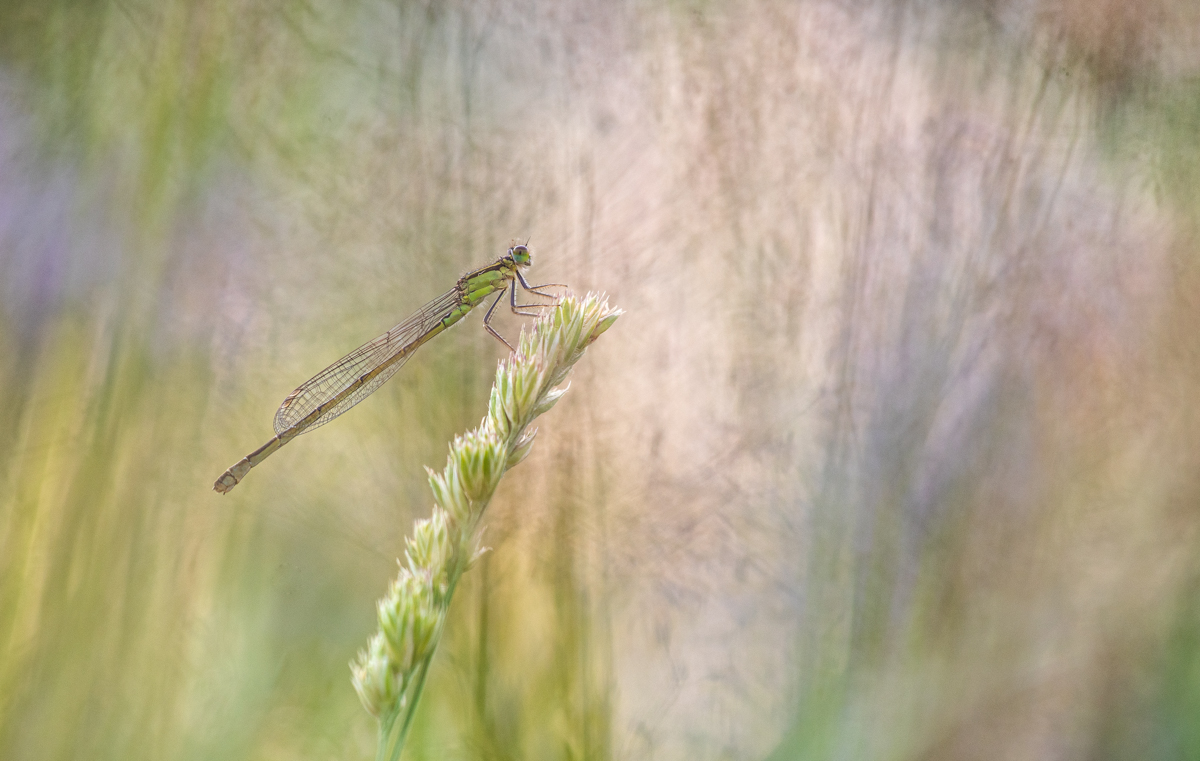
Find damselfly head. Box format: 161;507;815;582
509;245;532;266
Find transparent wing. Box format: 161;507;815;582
273;288;462;436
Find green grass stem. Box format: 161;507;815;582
350;292;621;760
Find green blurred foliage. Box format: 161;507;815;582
1;1;1199;760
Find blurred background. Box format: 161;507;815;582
2;0;1199;759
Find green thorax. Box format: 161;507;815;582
434;254;523;332
459;255;521;307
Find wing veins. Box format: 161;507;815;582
273;287;462;435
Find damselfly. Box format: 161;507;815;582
213;245;562;494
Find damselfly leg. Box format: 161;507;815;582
483;277;567;350
516;269;566;302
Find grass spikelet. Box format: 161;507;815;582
350;293;621;761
